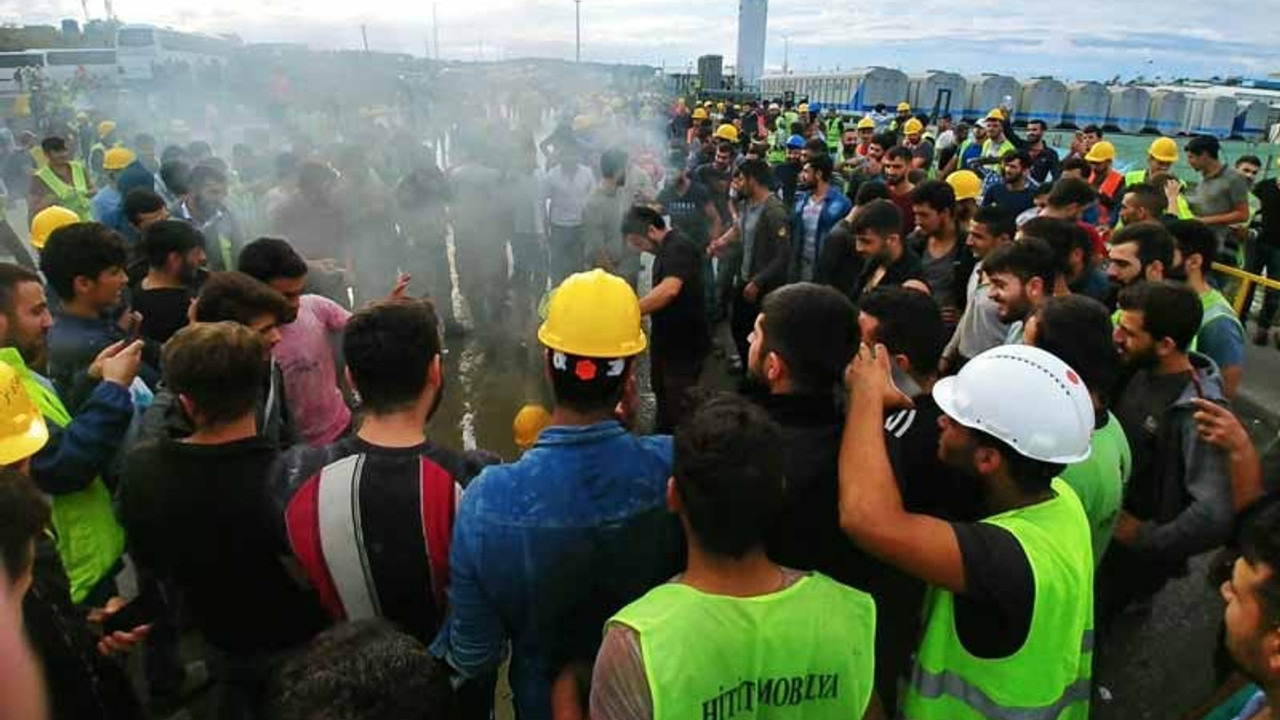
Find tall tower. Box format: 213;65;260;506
735;0;767;89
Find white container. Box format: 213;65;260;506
966;73;1020;120
1064;82;1110;128
1106;86;1152;134
1017;77;1067;126
908;70;967;118
1188;93;1238;138
1234;100;1271;140
849;67;910;114
1147;90;1191;135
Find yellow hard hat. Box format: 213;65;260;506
797;103;810;113
538;269;647;358
903;118;924;135
716;102;726;111
102;147;136;171
30;206;81;250
703;100;714;108
1148;137;1178;164
1085;140;1116;163
897;102;911;113
856;117;876;130
513;404;552;449
984;108;1005;122
692;107;709;120
714;123;740;143
946;170;983;202
97;120;116;138
0;362;49;466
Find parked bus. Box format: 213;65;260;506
40;48;119;85
0;51;47;94
116;24;236;82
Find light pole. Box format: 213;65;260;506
433;3;440;60
574;0;582;62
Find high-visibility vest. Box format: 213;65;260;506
35;162;92;221
0;347;126;604
981;137;1016;160
1122;170;1193;220
611;572;876;720
1190;288;1245;355
903;478;1094;720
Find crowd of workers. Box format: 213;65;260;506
0;86;1278;720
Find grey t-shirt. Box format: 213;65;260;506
920;243;958;310
1188;167;1250;248
738;198;768;282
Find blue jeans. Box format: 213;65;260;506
1242;242;1280;329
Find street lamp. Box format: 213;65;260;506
574;0;582;62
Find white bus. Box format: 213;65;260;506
40;48;120;85
0;51;47;94
116;24;235;81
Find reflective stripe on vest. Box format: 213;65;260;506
1191;289;1245;354
317;454;381;620
35;163;92;220
911;670;1092;720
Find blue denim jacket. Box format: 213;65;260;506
431;420;682;720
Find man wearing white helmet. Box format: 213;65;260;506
839;342;1096;720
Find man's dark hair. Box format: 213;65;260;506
1117;280;1203;352
140;220;206;269
804;137;828;156
1125;183;1167;219
599;147;628;180
162;322;267;426
239;237;309;282
1061;157;1089;175
673;393;785;558
40;136;66;154
1238;501;1280;625
193;271;291;325
1027;119;1048;131
0;263;41;317
1237;155;1263;169
159;160;191;197
759;282;859;394
870;132;896;150
1031;294;1119;403
621;204;666;237
909;180;955;212
0;470;49;582
805;153;834;183
854;181;890;206
1047;177;1098;210
276;619;453;720
850;199;903;237
160;145;187;164
343;299;442;415
983;236;1059;288
1111;222;1176;275
885;145;914;164
973;205;1015;241
1020;217;1086;272
188;163;228;191
1033;183;1053;199
38;223;127;302
122;188;167;227
1167;219;1219;273
1186;134;1221;160
859;287;944;377
734;158;772;187
1082;124;1104;137
1002;149;1032;168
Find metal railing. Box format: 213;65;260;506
1212;262;1280;316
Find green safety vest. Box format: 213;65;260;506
981;138;1017;160
611;572;876;720
767;125;788;165
35;162;92;221
1122;170;1193;220
825;118;842;152
0;347;125;604
1190;288;1245;355
904;478;1094;720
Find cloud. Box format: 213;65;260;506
4;0;1277;78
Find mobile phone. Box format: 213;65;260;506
101;592;161;634
126;317;142;344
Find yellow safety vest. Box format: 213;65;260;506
35;162;92;221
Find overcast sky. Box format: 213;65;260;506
6;0;1279;81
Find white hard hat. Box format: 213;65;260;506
932;345;1093;464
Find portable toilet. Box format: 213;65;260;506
965;73;1020;121
908;71;967;118
1234;100;1270;140
1064;82;1110;128
1106;86;1152;134
1188;93;1237;138
848;67;910;114
1017;77;1067;126
1147;90;1190;135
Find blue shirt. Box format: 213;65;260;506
431;420;682;720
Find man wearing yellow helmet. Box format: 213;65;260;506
89;148;139;241
27;136;94;224
432;268;682;720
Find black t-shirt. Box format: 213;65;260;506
773;162;802;209
651;229;709;357
693;163;733;219
1113;368;1193;515
855;246;926;297
131;286;194;345
982;183;1038;219
657;182;714;248
1254;180;1280;248
950;520;1035;658
885;395;986;522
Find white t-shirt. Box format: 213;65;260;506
543;164;597;227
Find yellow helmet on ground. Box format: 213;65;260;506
903;118;924;135
0;362;48;465
30;206;80;250
946;170;983;202
714;124;740;143
97;120;116;138
513;404;552;449
1148;137;1179;164
103;147;136;171
1085;141;1116;163
538;269;647;358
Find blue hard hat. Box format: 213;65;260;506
785;134;806;149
